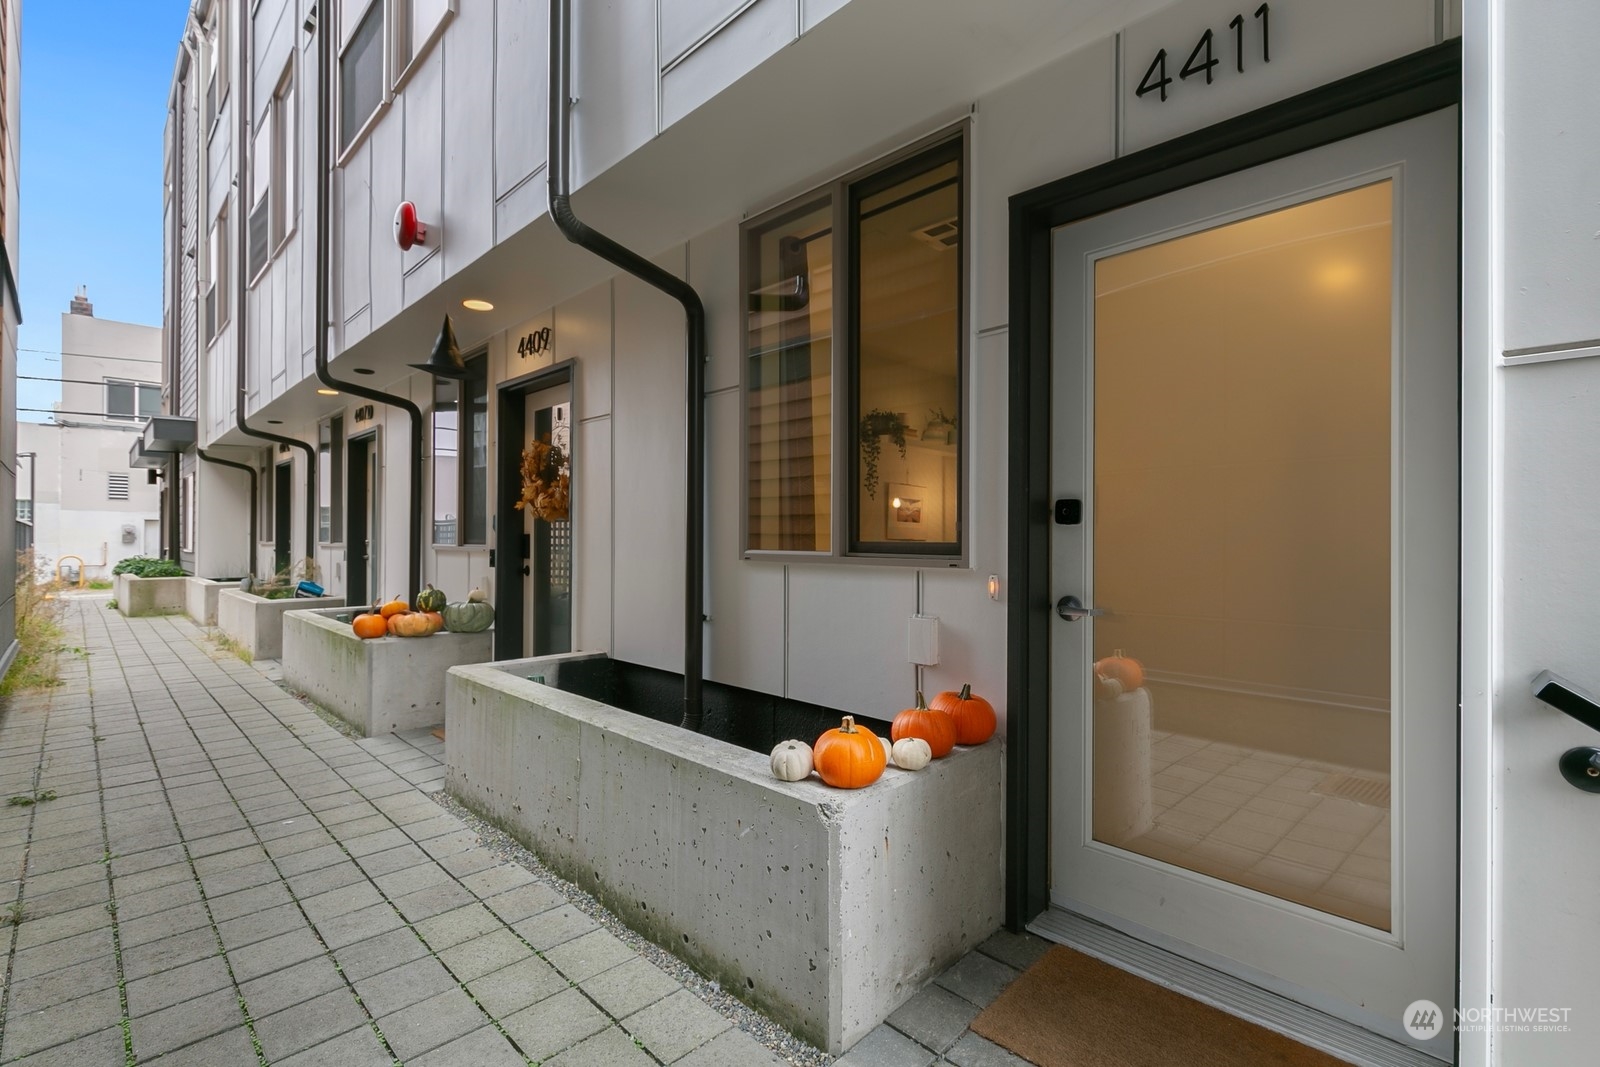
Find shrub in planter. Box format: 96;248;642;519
112;557;185;578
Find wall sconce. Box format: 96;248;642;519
987;574;1000;601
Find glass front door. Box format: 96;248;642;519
1049;109;1458;1046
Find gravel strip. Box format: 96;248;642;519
429;790;834;1067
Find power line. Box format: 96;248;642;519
20;375;161;386
18;346;164;365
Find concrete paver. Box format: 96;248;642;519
0;600;1040;1067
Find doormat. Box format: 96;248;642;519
969;947;1350;1067
1312;772;1390;808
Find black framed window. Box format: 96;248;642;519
741;134;964;560
431;352;488;545
340;1;384;152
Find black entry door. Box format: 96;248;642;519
347;435;371;606
274;463;292;575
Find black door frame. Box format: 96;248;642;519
494;360;576;661
273;460;293;576
346;430;377;607
1003;41;1461;930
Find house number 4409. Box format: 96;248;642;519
1136;3;1271;103
517;327;552;358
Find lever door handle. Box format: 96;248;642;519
1531;671;1600;794
1056;595;1105;622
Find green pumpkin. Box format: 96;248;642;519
441;599;495;633
416;584;448;613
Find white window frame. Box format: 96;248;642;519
105;378;162;423
206;197;230;344
203;1;229;135
336;0;455;165
271;60;296;253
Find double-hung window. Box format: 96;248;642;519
743;134;965;560
431;352;488;546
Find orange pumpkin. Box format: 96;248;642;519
390;612;435;638
813;715;886;789
1094;649;1145;693
422;611;445;634
929;683;996;746
351;612;387;640
890;691;956;759
380;596;410;619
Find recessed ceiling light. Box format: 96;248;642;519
462;298;494;312
267;420;283;425
353;368;375;375
317;388;340;396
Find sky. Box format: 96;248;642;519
16;0;191;423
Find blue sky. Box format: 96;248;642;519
17;0;191;422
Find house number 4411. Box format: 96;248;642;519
1136;3;1271;104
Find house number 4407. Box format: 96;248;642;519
1136;3;1271;103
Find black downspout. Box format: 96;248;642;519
547;0;707;732
197;448;258;576
232;0;316;570
311;5;424;602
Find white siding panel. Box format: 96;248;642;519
339;161;372;321
610;252;690;673
919;571;1006;726
555;279;613;418
704;389;784;694
574;0;657;185
1502;0;1600;351
787;566;916;715
800;0;850;33
493;0;547;200
688;221;740;394
494;172;544;243
660;0;754;68
574;415;614;654
367;116;405;326
442;0;496;278
402;50;444;276
972;36;1114;332
661;0;795;130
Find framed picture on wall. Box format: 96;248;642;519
886;483;928;541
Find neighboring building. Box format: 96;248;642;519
0;0;19;674
17;290;163;581
155;1;1600;1063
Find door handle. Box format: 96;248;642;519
1056;595;1106;622
1531;670;1600;794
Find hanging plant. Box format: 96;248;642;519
515;432;571;522
858;409;908;500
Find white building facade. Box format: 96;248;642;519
157;1;1600;1063
18;291;164;580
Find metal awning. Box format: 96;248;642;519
129;438;167;470
141;415;197;453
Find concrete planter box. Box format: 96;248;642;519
114;574;188;617
185;577;245;626
216;589;343;660
446;655;1003;1054
282;607;494;735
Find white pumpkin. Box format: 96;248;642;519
880;736;893;763
890;737;933;771
770;740;815;782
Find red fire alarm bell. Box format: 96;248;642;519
394;201;428;251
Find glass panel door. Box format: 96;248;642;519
1090;182;1394;929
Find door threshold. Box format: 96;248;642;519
1028;906;1451;1067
